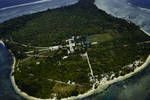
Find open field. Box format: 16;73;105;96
0;0;149;99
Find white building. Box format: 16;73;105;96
66;36;76;53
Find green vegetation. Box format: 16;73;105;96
16;53;90;83
88;39;149;78
15;50;91;98
88;33;114;43
0;0;149;46
0;0;149;99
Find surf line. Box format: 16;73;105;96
0;0;52;11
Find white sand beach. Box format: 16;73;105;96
94;0;150;36
9;46;150;100
0;0;149;99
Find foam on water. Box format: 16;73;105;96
0;0;41;9
128;0;150;9
0;0;79;23
95;0;150;36
0;0;150;99
0;0;51;11
0;43;23;99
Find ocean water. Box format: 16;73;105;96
95;0;150;36
84;65;150;100
0;0;150;100
0;44;150;100
0;0;79;23
0;44;23;100
0;0;40;9
129;0;150;9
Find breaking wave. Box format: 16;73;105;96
0;0;52;11
95;0;150;36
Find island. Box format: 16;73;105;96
0;0;149;99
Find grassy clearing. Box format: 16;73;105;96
88;33;115;43
88;39;150;78
1;0;149;99
14;51;91;98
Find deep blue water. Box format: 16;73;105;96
129;0;150;9
0;0;150;99
0;0;40;9
0;44;23;100
84;64;150;100
0;44;150;100
1;0;149;10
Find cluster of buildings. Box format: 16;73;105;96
49;36;90;56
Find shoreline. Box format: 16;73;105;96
94;0;150;36
0;40;5;46
0;0;79;23
66;55;150;100
0;0;149;99
0;0;150;36
140;28;150;37
8;41;150;100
